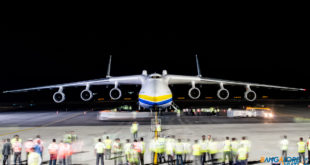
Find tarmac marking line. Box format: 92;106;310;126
0;112;84;137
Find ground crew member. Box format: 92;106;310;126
297;137;306;164
28;147;41;165
11;135;22;145
239;136;250;164
175;139;184;165
223;136;232;165
165;136;175;165
112;138;123;165
280;135;289;161
64;141;73;165
183;139;191;163
24;138;34;165
70;131;78;142
2;139;12;165
206;135;212;161
131;122;139;140
48;139;58;165
138;137;145;165
237;144;248;165
192;140;201;165
199;135;208;164
176;109;181;117
209;138;218;165
12;138;22;165
307;136;310;164
58;140;66;165
124;139;131;163
104;136;112;160
155;122;161;136
34;139;43;160
156;135;166;163
63;132;72;144
94;138;105;165
129;144;139;165
231;138;239;164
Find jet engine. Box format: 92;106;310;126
53;91;65;103
188;87;201;99
80;89;93;101
110;88;122;100
217;88;229;100
244;90;256;101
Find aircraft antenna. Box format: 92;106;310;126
106;55;112;78
195;54;202;77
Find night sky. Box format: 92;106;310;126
1;25;309;104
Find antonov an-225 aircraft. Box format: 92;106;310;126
3;55;305;109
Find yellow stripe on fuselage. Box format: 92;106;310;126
139;94;172;102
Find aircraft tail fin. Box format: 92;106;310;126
195;54;202;77
106;55;112;78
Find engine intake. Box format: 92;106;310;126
217;88;229;100
110;88;122;100
53;92;65;103
188;87;201;99
80;89;93;101
244;90;256;101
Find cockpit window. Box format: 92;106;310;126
151;75;161;79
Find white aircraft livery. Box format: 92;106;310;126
3;55;305;109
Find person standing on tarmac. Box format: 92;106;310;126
124;139;132;164
138;137;145;165
165;136;175;165
27;147;41;165
24;138;34;165
2;139;12;165
206;135;212;162
155;122;162;136
175;139;184;165
128;144;139;165
222;137;232;165
131;122;139;140
239;136;250;165
297;137;306;164
209;138;218;165
236;144;248;165
112;138;123;165
199;135;208;164
12;138;22;165
280;135;289;161
48;139;58;165
156;135;166;164
104;136;112;160
192;140;201;165
183;139;191;163
231;138;239;164
94;138;105;165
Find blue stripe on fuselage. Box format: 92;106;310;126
139;98;172;105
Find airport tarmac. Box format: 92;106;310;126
0;105;310;164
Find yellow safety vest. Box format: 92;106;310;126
156;138;165;153
199;140;208;153
298;141;306;153
238;147;247;160
95;142;105;153
183;142;191;154
165;141;175;155
192;144;201;156
140;142;145;154
231;141;239;152
175;142;184;155
28;152;40;165
280;139;289;151
11;138;22;145
124;143;131;154
209;141;218;154
223;140;231;152
129;149;139;163
104;139;112;149
156;124;161;132
131;123;138;134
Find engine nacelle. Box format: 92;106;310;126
53;91;65;103
188;87;201;99
110;88;122;100
80;89;93;101
244;90;257;101
217;88;229;100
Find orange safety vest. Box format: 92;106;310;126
24;141;34;152
65;143;73;156
133;142;141;152
48;143;59;154
58;143;66;158
13;142;22;152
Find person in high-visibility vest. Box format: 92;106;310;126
129;144;139;165
63;132;72;144
208;138;218;165
104;136;112;160
112;138;123;165
175;139;184;165
138;137;145;165
307;136;310;164
11;135;22;145
206;135;212;161
27;147;41;165
24;138;34;165
124;139;132;163
231;138;239;164
156;135;166;163
165;136;175;164
64;141;73;165
12;138;22;165
199;135;208;164
297;137;306;164
192;140;201;165
131;122;139;140
183;139;191;163
94;138;105;165
58;140;67;165
280;135;289;162
237;144;248;165
223;136;232;165
48;139;58;165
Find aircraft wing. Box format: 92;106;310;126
3;75;144;93
166;75;305;91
